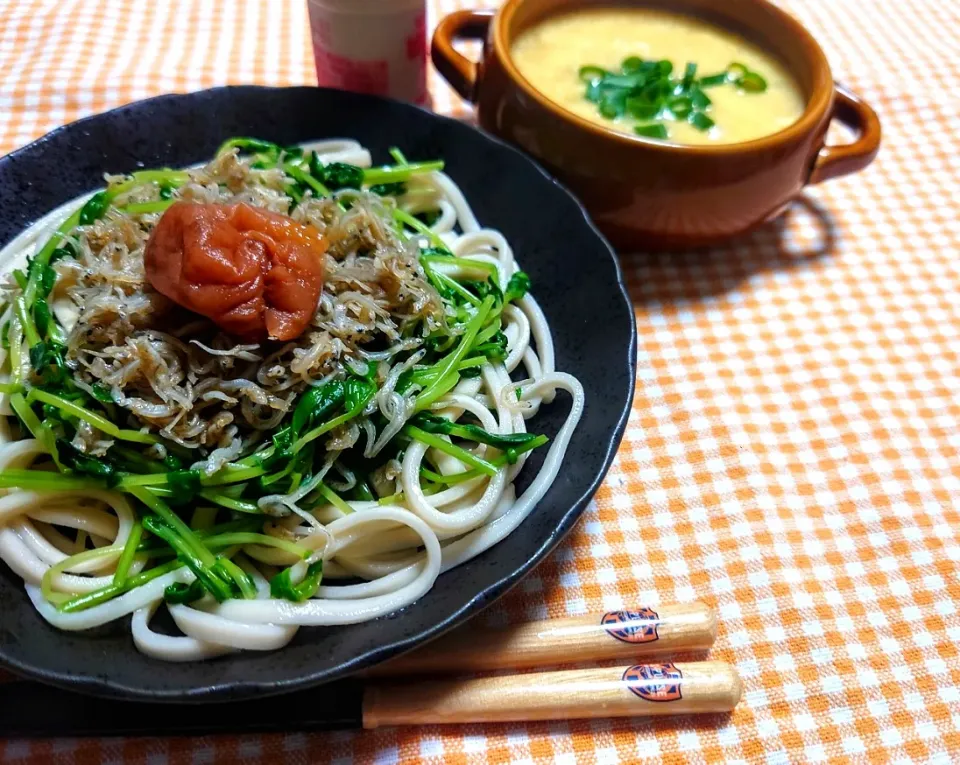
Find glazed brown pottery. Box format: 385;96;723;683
432;0;881;249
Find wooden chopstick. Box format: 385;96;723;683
369;601;717;675
363;660;741;727
0;660;741;736
0;602;738;735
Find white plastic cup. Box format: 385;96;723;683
306;0;429;106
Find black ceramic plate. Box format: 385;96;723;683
0;86;635;701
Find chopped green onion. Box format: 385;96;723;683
690;88;712;110
578;57;766;137
578;65;607;82
634;123;669;140
737;71;768;93
599;90;627;119
601;74;643;89
726;62;749;80
698;72;728;87
585;79;603;103
667;96;693;119
626;96;659;120
688;112;716;131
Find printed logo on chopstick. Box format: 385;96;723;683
623;663;683;702
601;608;660;644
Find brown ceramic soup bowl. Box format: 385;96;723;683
432;0;881;249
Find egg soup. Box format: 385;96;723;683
511;7;806;145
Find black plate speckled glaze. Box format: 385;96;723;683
0;86;636;701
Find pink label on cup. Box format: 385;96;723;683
315;48;389;96
405;11;428;104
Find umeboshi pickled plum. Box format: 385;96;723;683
144;202;326;341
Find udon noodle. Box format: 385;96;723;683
0;139;583;661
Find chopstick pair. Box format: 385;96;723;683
0;601;740;737
364;600;740;727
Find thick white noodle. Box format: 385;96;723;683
0;144;585;660
132;601;235;662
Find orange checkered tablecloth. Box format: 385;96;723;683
1;0;959;762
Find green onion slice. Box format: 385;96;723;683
634;123;669;140
688;112;716;131
737;71;768;93
599;90;627;119
698;72;728;87
726;62;749;81
578;65;607;83
626;96;659;120
690;88;712;110
667;96;693;119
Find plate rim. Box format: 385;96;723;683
0;85;637;701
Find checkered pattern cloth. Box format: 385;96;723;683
1;0;959;762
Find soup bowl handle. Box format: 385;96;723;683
809;84;881;184
432;10;495;102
